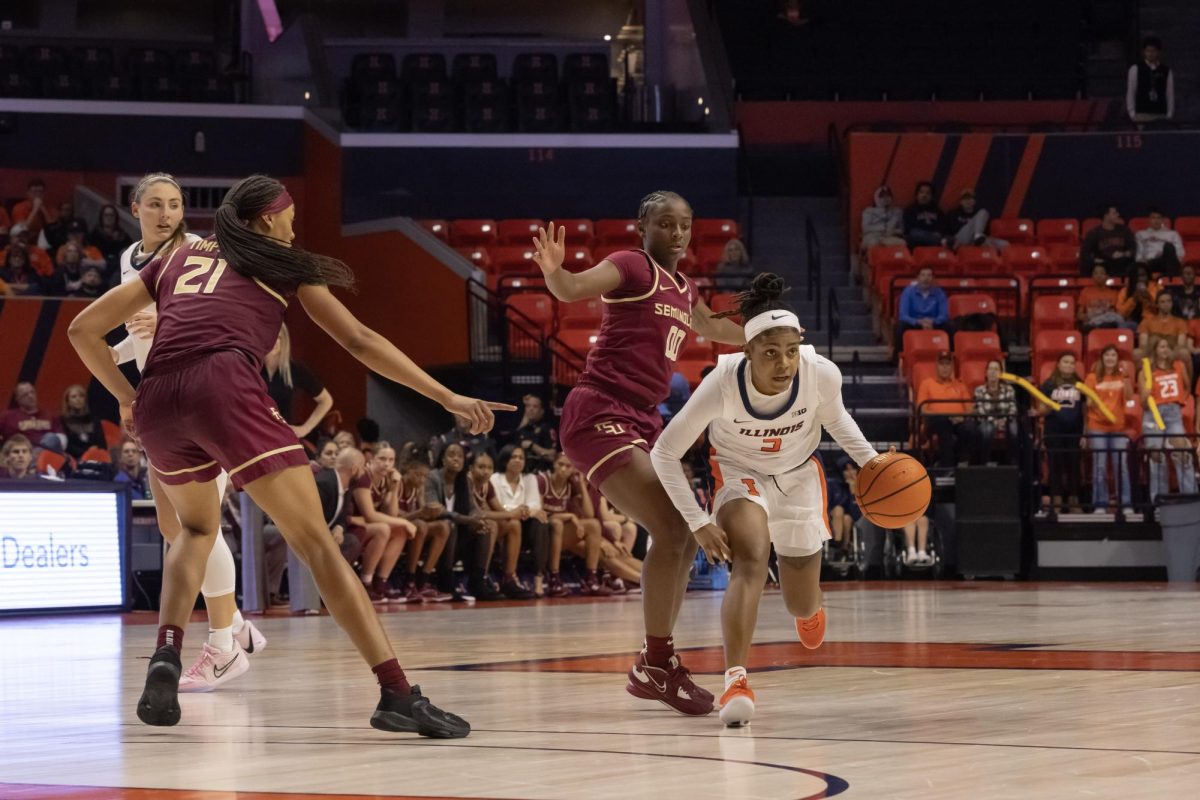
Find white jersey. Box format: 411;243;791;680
651;348;877;532
113;234;202;371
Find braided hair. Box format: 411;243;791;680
213;174;355;290
713;272;793;323
637;190;690;220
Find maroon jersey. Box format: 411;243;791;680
578;249;696;409
397;479;423;513
470;478;495;510
344;472;371;518
139;236;295;377
536;473;574;513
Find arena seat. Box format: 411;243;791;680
1033;329;1083;378
1184;242;1200;267
948;293;997;321
1036;218;1080;245
497;219;544;245
1047;243;1081;271
555;219;594;245
955;246;1001;276
680;335;716;361
402;53;448;83
452;52;498;83
490;246;538;276
1128;216;1170;233
563;246;593;272
1080;217;1102;237
80;446;111;464
507;293;555;339
1174;217;1200;243
909;362;938;401
708;292;741;321
417;219;449;241
36;450;68;476
954;331;1003;365
1002;244;1049;277
456;246;491;271
960;359;988;391
1085;328;1135;365
989;218;1036;244
558;296;604;330
901;329;951;384
101;420;123;448
1031;295;1077;341
691;219;739;246
675;359;710;388
557;327;598;355
912;246;959;274
450;219;498;247
695;243;728;274
593;219;641;249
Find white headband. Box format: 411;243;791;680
744;310;802;342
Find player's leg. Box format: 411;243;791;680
402;519;428;597
573;518;611;595
241;466;469;737
829;505;845;545
601;450;713;715
375;523;410;600
778;552;823;622
713;496;770;727
546;517;571;597
417;521;452;601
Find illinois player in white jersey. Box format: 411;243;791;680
113;172;265;692
651;273;879;727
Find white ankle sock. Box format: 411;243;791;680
907;547;917;557
208;626;234;653
231;610;245;634
724;666;747;689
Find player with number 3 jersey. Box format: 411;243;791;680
532;191;747;716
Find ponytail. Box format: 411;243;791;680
713;272;792;321
214;174;355;290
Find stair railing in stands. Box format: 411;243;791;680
805;214;822;330
826;285;840;360
735;123;755;253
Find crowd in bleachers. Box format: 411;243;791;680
865;182;1200;512
0;177;132;298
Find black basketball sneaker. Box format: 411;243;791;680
370;685;471;738
136;645;182;726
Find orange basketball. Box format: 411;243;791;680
854;452;931;528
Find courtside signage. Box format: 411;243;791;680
0;491;124;612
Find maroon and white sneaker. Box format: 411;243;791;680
366;577;388;604
625;651;714;716
403;580;422;603
580;572;614;596
545;573;570;598
418;576;452;603
603;574;629;594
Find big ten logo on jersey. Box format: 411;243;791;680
174;255;227;296
665;325;686;361
594;421;626;436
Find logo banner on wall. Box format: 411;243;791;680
0;490;125;613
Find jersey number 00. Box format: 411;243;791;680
665;325;686;361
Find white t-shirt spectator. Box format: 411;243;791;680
1135;227;1185;263
489;472;542;512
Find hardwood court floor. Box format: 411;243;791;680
1;583;1198;799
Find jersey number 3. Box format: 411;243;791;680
665;325;686;361
173;255;228;296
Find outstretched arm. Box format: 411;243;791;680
691;295;747;346
531;222;622;302
298;284;515;433
813;360;879;467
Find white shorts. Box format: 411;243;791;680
712;457;830;557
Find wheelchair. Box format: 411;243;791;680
881;516;945;579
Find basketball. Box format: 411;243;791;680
854;452;931;528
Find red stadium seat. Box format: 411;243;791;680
563;246;594;272
901;329;951;384
990;218;1036;244
948;293;997;320
558;327;599;355
1033;329;1083;379
594;219;641;249
1031;295;1077;341
909;362;939;402
912;246;959;274
691;218;739;246
558;296;604;330
1085;328;1135;366
449;219;498;246
1174;216;1200;243
456;246;491;271
1128;216;1170;233
1047;243;1081;271
869;245;916;316
955;246;1001;276
680;335;716;361
954;331;1002;364
555;218;595;245
507;292;555;334
1123;397;1142;443
490;245;538;275
80;446;111;464
417;219;449;241
695;243;728;274
1184;242;1200;267
960;360;988;391
1036;218;1080;246
709;292;741;321
497;219;544;245
1002;244;1049;277
674;358;710;388
101;419;123;448
1080;217;1101;237
868;244;914;272
677;248;698;272
36;449;68;476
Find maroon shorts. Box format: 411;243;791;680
135;350;309;490
560;384;663;489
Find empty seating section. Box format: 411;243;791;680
342;49;615;132
715;0;1085;101
0;43;235;102
879;214;1200;380
434;216;742;377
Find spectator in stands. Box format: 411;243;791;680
1080;205;1136;278
59;384;105;461
895;266;950;352
1142;337;1195;501
716;238;752;276
1135;208;1184;277
68;265;107;299
1077;264;1137;333
56;221;105;269
1137;291;1188;362
49;241;86;297
1084;345;1133;513
0;434;36;480
467;451;533;600
314;439;339;469
1126;36;1174;124
392;448;453;602
0;382;63;447
4;225;55;278
0;246;44;295
901;515;931;566
333;429;358;452
1038;353;1085;514
491;445;552;596
88;204;132;270
826;457;859;556
1168;263;1200;320
262;324;334;443
41;201;85;253
1116;264;1159;326
917;350;983;468
113;438;150;497
509;393;557;472
860;185;905;250
973;360;1017;461
948;189;1007;250
11;179;55;239
354;443;421;603
425;442;500;601
431;413;496;465
903;181;948;249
